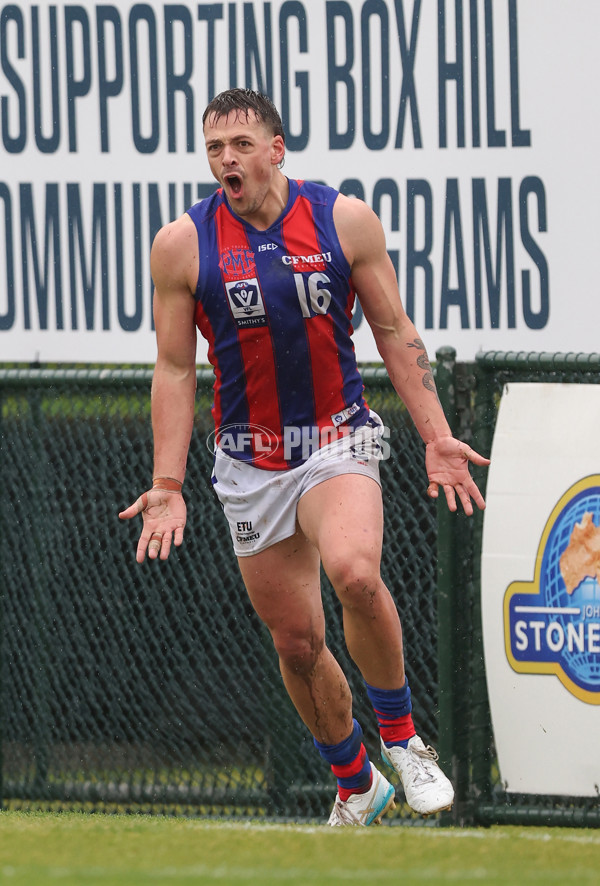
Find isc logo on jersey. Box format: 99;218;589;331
504;475;600;704
225;279;267;327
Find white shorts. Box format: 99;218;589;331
211;413;386;557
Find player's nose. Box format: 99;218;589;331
221;144;238;166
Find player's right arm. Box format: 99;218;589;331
150;214;199;485
119;214;199;562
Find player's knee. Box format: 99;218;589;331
328;556;382;608
272;629;324;676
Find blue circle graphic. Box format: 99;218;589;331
540;486;600;691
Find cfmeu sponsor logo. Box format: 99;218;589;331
505;476;600;704
206;424;279;462
281;251;331;272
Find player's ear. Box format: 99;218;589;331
271;135;285;167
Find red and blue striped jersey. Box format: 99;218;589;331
187;178;369;469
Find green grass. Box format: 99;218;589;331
0;812;599;885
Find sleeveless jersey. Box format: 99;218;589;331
187;178;369;470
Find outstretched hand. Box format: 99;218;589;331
425;437;490;515
118;488;187;562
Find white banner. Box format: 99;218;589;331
481;383;600;796
1;1;599;363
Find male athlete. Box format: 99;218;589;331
119;88;490;826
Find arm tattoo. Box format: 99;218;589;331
407;337;439;396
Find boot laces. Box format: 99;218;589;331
328;797;362;826
407;743;440;784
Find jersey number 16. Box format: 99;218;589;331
294;272;332;318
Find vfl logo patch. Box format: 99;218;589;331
225;278;267;327
331;402;361;427
504;475;600;705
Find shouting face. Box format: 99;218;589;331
204;109;286;226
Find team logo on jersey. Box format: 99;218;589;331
331;403;361;426
504;476;600;705
225;278;267;327
219;247;256;278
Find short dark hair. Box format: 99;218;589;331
202;88;285;142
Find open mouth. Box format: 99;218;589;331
224;173;243;196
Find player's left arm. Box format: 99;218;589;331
333;194;490;515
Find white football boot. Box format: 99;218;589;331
380;735;454;816
327;763;396;826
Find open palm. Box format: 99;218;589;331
425;437;490;515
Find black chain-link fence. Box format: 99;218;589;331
0;368;439;821
4;354;599;827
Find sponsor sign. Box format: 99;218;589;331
481;383;600;796
504;476;600;706
1;1;599;363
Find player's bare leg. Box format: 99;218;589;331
298;472;454;816
238;526;396;824
237;530;353;745
297;473;406;689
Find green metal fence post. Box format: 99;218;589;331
434;347;463;824
469;356;497;810
0;387;3;809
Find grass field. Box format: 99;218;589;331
0;812;598;885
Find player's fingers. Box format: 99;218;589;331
119;492;149;520
466;480;487;512
427;481;439;500
119;502;139;520
455;484;474;516
173;526;185;548
442;484;458;513
465;447;491;466
159;532;173;560
147;531;163;560
136;535;150;563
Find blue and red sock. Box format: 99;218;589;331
365;679;416;748
314;719;372;801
